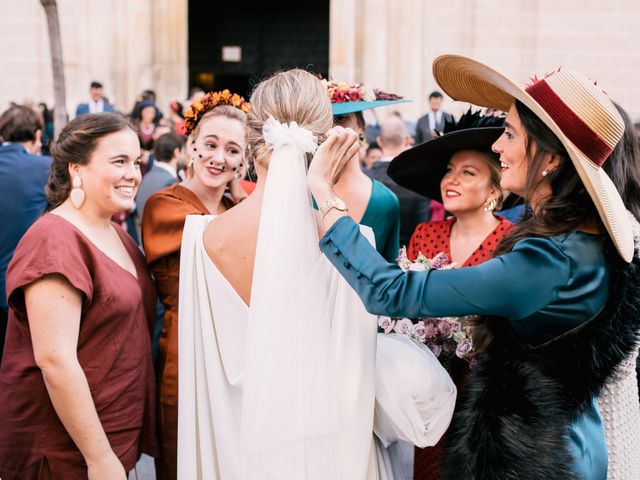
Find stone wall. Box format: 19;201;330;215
1;0;640;123
329;0;640;122
0;0;188;118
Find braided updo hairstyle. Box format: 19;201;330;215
46;113;136;209
247;69;333;168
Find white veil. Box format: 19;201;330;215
240;116;340;477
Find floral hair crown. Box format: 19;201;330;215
184;89;251;136
322;80;403;104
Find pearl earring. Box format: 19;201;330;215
70;175;85;209
542;169;549;177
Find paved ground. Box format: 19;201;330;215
128;454;155;480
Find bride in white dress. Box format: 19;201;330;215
177;69;456;479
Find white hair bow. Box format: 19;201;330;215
262;116;318;154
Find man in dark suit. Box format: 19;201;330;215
75;81;116;117
366;116;431;247
135;132;185;219
415;91;454;144
0;105;50;366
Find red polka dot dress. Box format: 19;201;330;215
407;216;512;266
407;215;513;480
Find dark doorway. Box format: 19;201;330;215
188;0;330;100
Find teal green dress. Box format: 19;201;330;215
313;179;400;262
319;216;609;479
360;179;400;262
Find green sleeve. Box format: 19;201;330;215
320;216;571;320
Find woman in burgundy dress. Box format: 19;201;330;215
388;114;512;479
0;113;157;479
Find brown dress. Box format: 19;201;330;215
0;213;158;480
142;183;233;480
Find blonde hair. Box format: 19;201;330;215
247;69;332;168
190;105;247;141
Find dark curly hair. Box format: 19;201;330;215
46;113;135;208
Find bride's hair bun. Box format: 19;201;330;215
247;69;332;168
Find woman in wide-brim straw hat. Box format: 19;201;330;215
307;54;640;479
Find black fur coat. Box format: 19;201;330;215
441;253;640;480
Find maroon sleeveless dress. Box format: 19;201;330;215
0;214;158;479
407;215;512;480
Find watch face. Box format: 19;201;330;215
334;198;347;210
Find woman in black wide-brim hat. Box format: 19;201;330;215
390;110;512;267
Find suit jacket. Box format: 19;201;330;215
365;160;430;247
75;101;115;117
415;110;454;144
0;144;50;308
135;164;177;219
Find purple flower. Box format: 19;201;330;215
438;320;453;339
409;262;427;272
428;344;443;357
455;339;473;359
412;321;428;341
422;319;440;339
378;316;395;334
393;318;413;335
430;252;450;269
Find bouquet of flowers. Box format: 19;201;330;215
379;248;475;370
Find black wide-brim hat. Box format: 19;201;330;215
388;126;504;203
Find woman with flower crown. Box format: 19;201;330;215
141;90;250;480
177;69;457;479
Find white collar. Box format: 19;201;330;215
154;160;178;179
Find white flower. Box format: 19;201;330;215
409;262;427;272
378;316;395;334
362;86;376;102
453;331;467;343
393;318;413;335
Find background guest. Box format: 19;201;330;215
367;115;431;247
75;81;115;117
136;132;185;220
363;145;382;169
0;105;49;367
415;91;454;144
0;113;157;479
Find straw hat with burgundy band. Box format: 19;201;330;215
432;54;634;262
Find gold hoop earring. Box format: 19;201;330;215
70;175;85;209
483;197;497;212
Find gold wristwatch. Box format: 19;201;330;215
319;196;348;218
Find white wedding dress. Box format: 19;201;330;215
177;118;456;479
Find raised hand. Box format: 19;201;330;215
308;126;360;190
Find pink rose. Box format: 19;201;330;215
455;339;473;359
412;321;428;341
378;316;395;334
393;318;413;336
